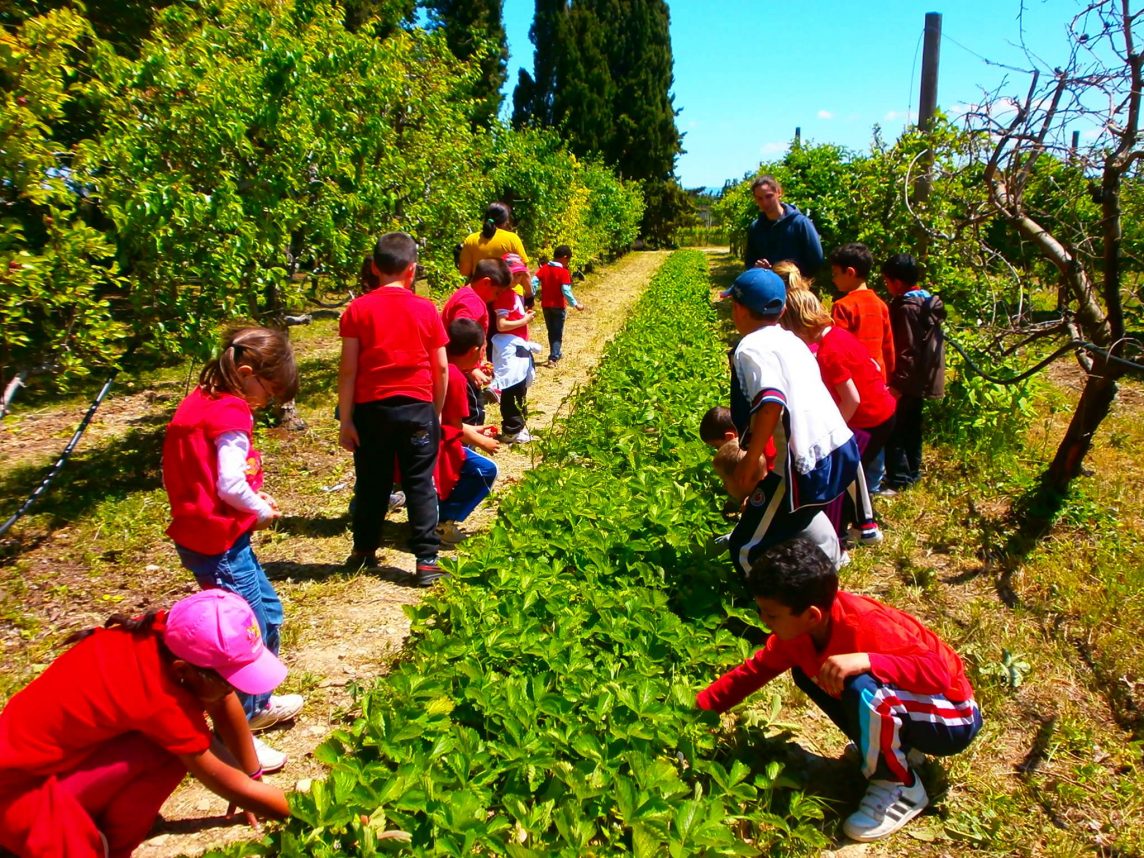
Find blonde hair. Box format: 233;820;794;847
780;288;832;342
772;260;813;293
199;326;299;403
712;438;746;481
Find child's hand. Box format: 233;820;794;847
339;423;359;452
475;435;500;454
574;304;585;312
817;653;871;696
524;311;536;323
469;366;492;387
258;492;280;513
478;425;499;438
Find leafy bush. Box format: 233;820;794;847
0;0;641;389
218;252;826;856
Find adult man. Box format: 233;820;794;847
743;175;824;277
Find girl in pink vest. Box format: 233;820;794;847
162;327;301;773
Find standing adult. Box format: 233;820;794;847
743;175;824;277
458;202;529;278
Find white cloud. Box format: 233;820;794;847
817;110;833;120
884;110;915;122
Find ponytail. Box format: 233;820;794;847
198;326;299;404
65;610;167;646
481;202;511;240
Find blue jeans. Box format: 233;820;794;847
439;448;497;523
543;307;566;361
175;533;282;721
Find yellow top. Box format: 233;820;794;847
458;228;529;278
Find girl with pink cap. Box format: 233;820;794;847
0;589;290;857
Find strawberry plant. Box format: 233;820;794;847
215;251;826;856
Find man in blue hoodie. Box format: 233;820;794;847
744;175;824;277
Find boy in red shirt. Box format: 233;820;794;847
441;258;511;426
338;232;449;586
435;318;500;545
830;243;895;380
536;244;583;367
697;537;982;842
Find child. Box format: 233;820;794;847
491;258;541;444
722;268;858;580
338;232;448;586
436;318;500;544
503;252;535;308
697;537;982;842
441;259;512;426
700;405;845;569
881;254;947;492
535;244;583;366
829;243;895;380
782;288;896;545
0;590;290;856
163;326;302;770
830;242;895;493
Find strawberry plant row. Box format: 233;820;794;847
221;251;828;856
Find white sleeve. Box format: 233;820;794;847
215;431;274;520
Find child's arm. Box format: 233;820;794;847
462;422;500;453
430;346;448;419
881;308;896;378
562;282;582;310
496;310;535;333
337;337;360;451
726;402;782;498
821;649;955;697
697;647;786;712
180;694;289;825
215;433;276;522
832;379;861;423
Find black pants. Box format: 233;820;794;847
463;374;484;426
352;397;439;560
885;395;924;487
543;307;566;361
500;378;528;435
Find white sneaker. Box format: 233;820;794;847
511;428;533;444
842;772;928;841
388;491;406;512
248;693;305;731
252;735;287;774
435;520;467;545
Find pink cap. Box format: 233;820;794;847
163;590;287;695
502;253;529;275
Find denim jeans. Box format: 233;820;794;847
439;448;498;523
175;532;281;721
352;397;440;562
543;307;566;361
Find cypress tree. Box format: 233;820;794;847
424;0;509;126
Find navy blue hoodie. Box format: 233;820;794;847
744;202;824;276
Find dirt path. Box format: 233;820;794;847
126;250;671;856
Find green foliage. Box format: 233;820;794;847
421;0;507;127
512;0;684;242
1;0;641;390
222;252;825;855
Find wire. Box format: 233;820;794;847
939;31;1037;75
0;370;119;539
947;335;1144;385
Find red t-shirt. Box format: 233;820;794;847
441;286;489;332
697;591;974;712
435;364;470;500
493;289;529;342
164;387;263;555
537;262;572;309
0;627;210;854
831;289;895;379
340;286;448;404
816;327;897;430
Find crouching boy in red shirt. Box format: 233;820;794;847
697;537;982;842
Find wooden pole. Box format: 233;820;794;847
913;12;942;260
794;126;801;148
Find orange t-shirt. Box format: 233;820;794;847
831;288;895;379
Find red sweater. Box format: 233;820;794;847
697;591;973;712
831;289;895;380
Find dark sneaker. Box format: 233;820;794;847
415;558;447;587
345;551;378;570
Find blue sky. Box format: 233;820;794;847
501;0;1088;190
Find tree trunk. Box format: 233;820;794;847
1045;363;1122;494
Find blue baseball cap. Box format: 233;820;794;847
721;268;786;316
